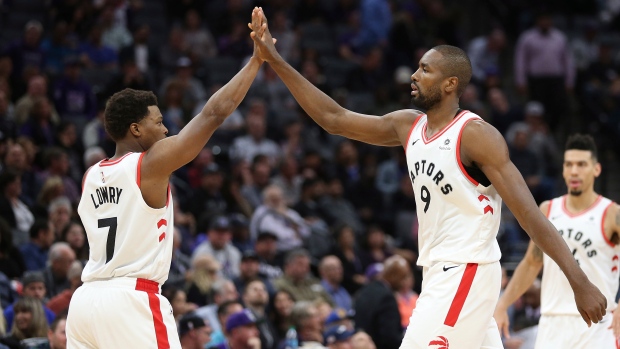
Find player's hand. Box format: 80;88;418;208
574;280;607;326
493;306;511;338
249;7;280;63
608;308;620;338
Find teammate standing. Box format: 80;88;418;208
65;9;270;349
248;9;606;349
494;134;620;348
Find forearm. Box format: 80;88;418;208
201;56;263;121
521;211;586;286
269;58;345;133
497;259;541;310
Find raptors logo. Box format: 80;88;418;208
429;336;449;349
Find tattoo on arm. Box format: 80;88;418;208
532;245;543;262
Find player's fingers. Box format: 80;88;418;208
501;323;510;339
579;308;592;327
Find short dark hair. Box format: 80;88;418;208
217;300;242;318
104;88;158;141
565;134;598;160
29;219;50;239
431;45;472;97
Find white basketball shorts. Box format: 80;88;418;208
535;313;618;349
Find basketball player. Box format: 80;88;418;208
248;9;606;349
494;134;620;348
65;9;271;349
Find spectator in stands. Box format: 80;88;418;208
47;197;72;237
39;148;78;204
320;177;364;235
19;97;56;148
166;228;192;289
319;256;352;312
233;251;275;296
274;249;332;304
42;242;75;298
0;217;25;280
221;309;261;349
350;331;376;349
51;58;97;121
0;170;34;247
324;325;354;349
0;91;16;141
359;225;393;271
269;290;295;339
467;28;506;86
119;24;159;76
179;314;212;349
32;176;63;219
242;279;278;349
1;297;49;349
158;57;206;110
294;177;327;223
195;279;239;335
4;21;45;90
230;104;280;166
330;224;365;295
184;164;228;221
41;21;76;77
59;222;88;262
99;6;132;52
354;256;406;349
271;156;302;207
82;146;106;169
192;215;241;279
346;47;388;95
45;261;82;316
254;231;283;280
5;272;55;332
159;27;188;75
487;87;523;136
268;11;298;63
515;11;574;129
241;160;272;211
81;107;106;150
161;288;197;323
291;300;327;349
14;75;60;126
55;122;82;184
47;314;67;349
160;81;192;136
394;268;417;329
182;10;218;60
230;214;253;253
207;300;244;348
20;219;54;272
78;24;118;70
2;143;36;206
186;255;220;307
102;59;152;101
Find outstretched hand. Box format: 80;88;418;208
248;7;280;63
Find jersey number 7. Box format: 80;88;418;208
98;217;118;263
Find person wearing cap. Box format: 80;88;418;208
241;279;278;349
4;271;55;332
233;251;275;296
185;162;227;223
192;215;242;279
324;309;355;332
254;231;283;280
324;325;354;349
230;213;253;253
219;309;261;349
353;256;407;349
179;314;212;349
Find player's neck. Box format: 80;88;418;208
112;141;145;160
565;189;599;213
425;103;461;134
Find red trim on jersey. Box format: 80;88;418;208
136;152;146;187
545;200;553;218
455;117;479;186
561;195;602;218
421;109;468;144
159;232;166;242
444;263;478;327
136;278;160;293
157;219;167;229
147;293;170;349
601;201;615;248
404;115;423;152
99;152;133;167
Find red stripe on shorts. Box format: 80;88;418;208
147;292;170;349
444;263;478;327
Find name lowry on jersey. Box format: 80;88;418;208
409;159;453;195
90;186;123;209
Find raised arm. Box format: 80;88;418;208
461;120;606;326
250;8;420;147
142;9;264;178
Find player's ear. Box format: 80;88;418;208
129;123;141;137
444;76;458;94
594;161;602;178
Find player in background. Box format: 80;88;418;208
248;8;606;349
65;8;273;349
494;134;620;348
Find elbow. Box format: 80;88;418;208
203;100;236;125
324;111;345;135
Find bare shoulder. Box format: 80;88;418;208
539;200;551;216
460;119;509;166
609;202;620;229
386;109;424;143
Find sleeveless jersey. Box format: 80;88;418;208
77;152;174;285
405;110;502;267
541;195;618;315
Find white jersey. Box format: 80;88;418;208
77;152;174;285
405;110;502;267
541;195;618;315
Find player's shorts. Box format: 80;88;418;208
535;313;618;349
66;277;181;349
400;261;503;349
